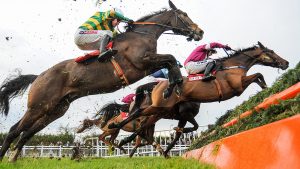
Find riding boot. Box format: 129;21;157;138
98;35;117;62
163;66;183;98
202;62;216;82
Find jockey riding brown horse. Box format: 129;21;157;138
108;42;289;149
115;82;201;158
0;1;203;162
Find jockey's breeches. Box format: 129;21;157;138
74;29;113;50
185;59;214;74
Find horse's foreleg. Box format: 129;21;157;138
129;136;144;158
98;132;112;147
144;53;183;98
109;131;126;154
242;73;267;90
119;133;138;147
108;108;142;129
163;120;187;158
182;117;199;133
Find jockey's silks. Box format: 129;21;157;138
79;9;130;35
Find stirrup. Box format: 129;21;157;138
98;49;117;62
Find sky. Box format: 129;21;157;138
0;0;299;139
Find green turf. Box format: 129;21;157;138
0;157;215;169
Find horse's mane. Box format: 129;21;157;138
125;8;169;32
217;45;258;61
96;102;129;127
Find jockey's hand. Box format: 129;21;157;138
224;45;231;50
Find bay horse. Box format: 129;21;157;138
76;102;164;157
115;82;201;158
0;1;203;162
109;42;289;151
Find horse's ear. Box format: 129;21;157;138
169;0;177;10
257;41;265;48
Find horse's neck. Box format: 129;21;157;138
222;51;258;71
133;12;173;39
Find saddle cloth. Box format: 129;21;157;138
120;112;129;120
75;41;113;63
187;71;216;82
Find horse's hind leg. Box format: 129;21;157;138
8;104;69;162
0;110;43;161
0;120;21;161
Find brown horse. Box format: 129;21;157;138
115;82;201;158
0;1;203;162
76;102;164;157
109;42;289;149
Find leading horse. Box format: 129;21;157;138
109;42;289;147
0;1;203;162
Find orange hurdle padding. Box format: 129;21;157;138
223;82;300;128
183;115;300;169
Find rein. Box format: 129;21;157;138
131;21;192;34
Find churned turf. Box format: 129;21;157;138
0;157;215;169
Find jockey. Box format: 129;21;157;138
121;93;136;104
74;8;133;61
184;42;231;81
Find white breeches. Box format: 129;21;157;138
185;59;214;74
74;29;113;50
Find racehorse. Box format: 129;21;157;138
0;1;203;162
115;82;201;158
76;102;164;157
108;42;289;152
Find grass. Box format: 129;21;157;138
189;61;300;150
0;157;215;169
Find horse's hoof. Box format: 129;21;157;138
164;153;171;159
122;149;127;154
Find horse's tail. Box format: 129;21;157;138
77;118;101;133
132;81;159;113
0;74;38;116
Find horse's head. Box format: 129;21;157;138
254;41;289;70
168;0;204;41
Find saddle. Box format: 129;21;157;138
187;71;217;82
74;41;114;63
187;61;222;82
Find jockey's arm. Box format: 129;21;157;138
207;42;227;49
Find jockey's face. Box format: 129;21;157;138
112;18;121;27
